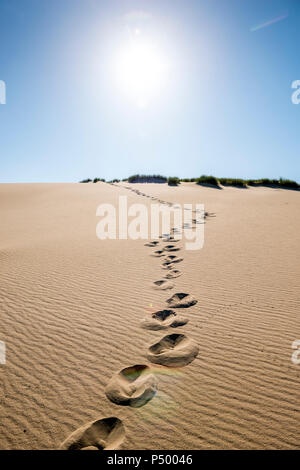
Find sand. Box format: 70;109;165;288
0;182;299;449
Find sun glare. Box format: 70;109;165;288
115;41;168;107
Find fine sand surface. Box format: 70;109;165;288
0;182;299;449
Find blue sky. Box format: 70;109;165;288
0;0;299;183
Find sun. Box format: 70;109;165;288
115;41;167;107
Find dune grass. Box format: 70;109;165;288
218;178;247;187
193;176;299;189
196;175;220;187
80;175;299;190
246;178;299;189
127;174;167;183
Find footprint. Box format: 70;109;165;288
141;310;189;330
162;237;180;243
144;241;159;247
147;334;199;367
105;365;157;408
153;280;174;290
165;269;182;279
60;417;125;450
163;245;180;253
161;256;183;268
166;293;197;308
151;250;166;258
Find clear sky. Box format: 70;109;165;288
0;0;299;183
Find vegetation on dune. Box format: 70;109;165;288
80;175;299;190
127;174;167;183
93;178;105;183
247;178;279;186
246;178;299;189
278;178;299;188
218;178;247;187
167;177;181;186
196;175;220;187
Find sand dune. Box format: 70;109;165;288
0;182;300;449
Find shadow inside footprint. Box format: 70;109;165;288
167;293;197;308
60;417;125;450
147;334;199;367
165;269;182;279
105;365;158;408
162;256;183;268
151;250;165;258
141;310;189;330
153;280;174;290
144;241;159;247
163;245;180;252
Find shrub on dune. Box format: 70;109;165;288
127;174;167;183
247;178;299;189
278;178;299;189
167;177;180;186
219;178;247;187
196;175;220;187
93;178;105;183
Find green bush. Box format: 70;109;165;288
168;177;180;186
127;174;167;183
247;178;299;189
196;175;220;187
79;178;92;183
279;178;299;189
93;178;105;183
219;178;247;187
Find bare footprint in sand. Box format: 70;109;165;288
144;241;159;247
153;280;174;290
151;250;166;258
105;365;157;408
162;256;183;268
165;269;182;279
60;417;125;450
147;334;199;367
167;293;197;308
162;237;180;243
141;310;189;330
163;245;180;253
